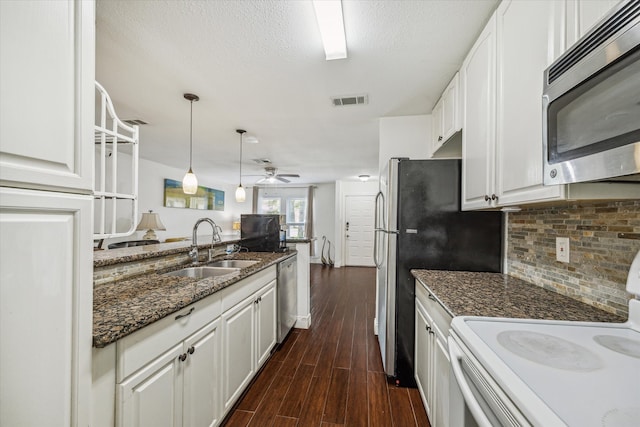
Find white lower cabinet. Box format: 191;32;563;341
221;296;255;411
414;280;453;427
222;279;277;411
117;318;221;427
118;343;185;427
184;320;223;427
433;334;450;427
93;266;278;427
256;281;277;367
415;299;435;419
0;188;93;427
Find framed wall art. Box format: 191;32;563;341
163;178;225;211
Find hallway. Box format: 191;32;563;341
223;264;430;426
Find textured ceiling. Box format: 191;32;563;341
96;0;498;185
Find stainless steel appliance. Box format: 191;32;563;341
448;251;640;427
543;0;640;185
277;254;297;343
240;214;281;252
374;158;503;386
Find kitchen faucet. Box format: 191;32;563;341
189;218;222;264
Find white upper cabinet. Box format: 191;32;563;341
565;0;621;49
495;0;562;206
461;14;497;210
461;0;633;210
431;73;461;156
431;99;444;154
0;0;94;193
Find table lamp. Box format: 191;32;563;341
136;210;166;240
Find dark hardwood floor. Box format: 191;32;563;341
223;264;430;427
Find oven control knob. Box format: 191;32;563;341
550;169;557;178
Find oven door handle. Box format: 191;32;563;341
448;336;494;427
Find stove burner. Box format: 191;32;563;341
497;330;603;371
602;407;640;427
594;335;640;359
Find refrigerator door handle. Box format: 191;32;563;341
373;191;387;268
373;229;380;267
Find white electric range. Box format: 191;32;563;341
448;250;640;427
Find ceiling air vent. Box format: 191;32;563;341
123;119;148;126
252;158;272;165
331;94;368;107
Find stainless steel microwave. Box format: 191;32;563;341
543;0;640;185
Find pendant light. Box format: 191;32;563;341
182;93;199;194
235;129;246;203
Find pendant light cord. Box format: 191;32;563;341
189;100;193;171
239;132;243;185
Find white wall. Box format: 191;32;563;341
333;180;379;267
378;115;432;173
102;156;253;247
312;182;336;264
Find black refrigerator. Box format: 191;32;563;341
374;158;502;386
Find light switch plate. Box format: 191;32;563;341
556;237;570;263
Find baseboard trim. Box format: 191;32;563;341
295;313;311;329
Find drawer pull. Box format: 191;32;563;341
175;307;195;320
178;353;187;362
187;346;195;355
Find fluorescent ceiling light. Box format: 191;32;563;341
312;0;347;60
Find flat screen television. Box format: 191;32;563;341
240;214;281;252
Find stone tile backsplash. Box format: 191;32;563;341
507;200;640;317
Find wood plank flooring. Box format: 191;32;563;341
223;264;430;427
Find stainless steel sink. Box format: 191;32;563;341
164;266;239;279
207;259;259;269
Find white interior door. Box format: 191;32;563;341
344;195;375;267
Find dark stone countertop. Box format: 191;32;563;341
93;251;296;348
286;238;313;244
411;270;624;323
94;236;241;268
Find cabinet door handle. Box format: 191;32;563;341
428;294;437;301
175;307;195;320
187;346;195;355
426;325;431;332
438;135;443;141
491;194;498;201
178;353;187;362
484;195;491;202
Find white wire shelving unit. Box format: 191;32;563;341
94;81;139;240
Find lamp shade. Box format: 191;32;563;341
235;185;246;203
136;210;166;240
182;169;198;194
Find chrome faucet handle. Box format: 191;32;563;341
188;246;198;264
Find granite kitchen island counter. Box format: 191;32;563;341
411;270;624;323
93;251;295;347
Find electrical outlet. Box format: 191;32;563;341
556;237;570;263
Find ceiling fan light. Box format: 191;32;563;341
182;169;198;194
235;184;246;203
312;0;347;60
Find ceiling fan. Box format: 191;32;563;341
250;166;300;184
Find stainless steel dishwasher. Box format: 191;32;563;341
277;255;297;343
